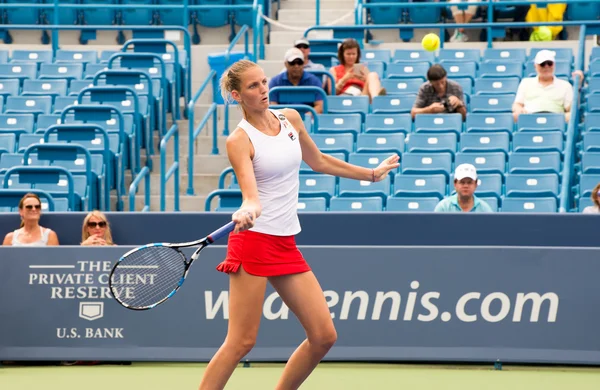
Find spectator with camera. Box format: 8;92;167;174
411;64;466;120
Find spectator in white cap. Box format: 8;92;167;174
434;164;494;213
268;48;324;113
294;38;326;73
512;49;584;123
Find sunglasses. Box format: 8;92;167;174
295;44;309;50
24;204;41;210
539;61;554;67
87;221;107;228
288;59;304;66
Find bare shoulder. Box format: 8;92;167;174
281;108;304;131
3;231;14;245
226;127;250;145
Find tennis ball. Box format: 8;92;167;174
530;26;553;42
421;33;440;52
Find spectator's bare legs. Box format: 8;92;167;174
362;72;385;101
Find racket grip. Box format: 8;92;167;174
208;221;236;242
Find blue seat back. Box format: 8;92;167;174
386;196;439;212
393;173;446;199
455;152;506;175
364;113;412;135
501;197;557;213
329;196;383;212
371;95;416;114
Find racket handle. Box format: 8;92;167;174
208;221;236;243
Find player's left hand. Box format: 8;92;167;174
373;154;400;182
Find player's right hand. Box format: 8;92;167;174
232;207;259;233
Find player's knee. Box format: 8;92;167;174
226;335;256;357
311;328;337;351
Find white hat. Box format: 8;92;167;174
534;49;556;64
284;48;304;63
294;38;310;47
454;163;477;181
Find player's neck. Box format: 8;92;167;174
245;109;277;133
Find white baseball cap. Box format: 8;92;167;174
284;48;304;63
294;38;310;47
454;163;477;181
534;49;556;64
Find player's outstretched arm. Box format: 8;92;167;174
284;108;400;182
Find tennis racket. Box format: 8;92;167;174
109;221;236;310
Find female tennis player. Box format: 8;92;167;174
199;60;399;390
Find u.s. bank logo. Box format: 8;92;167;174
79;302;104;321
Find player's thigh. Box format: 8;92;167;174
227;267;268;339
269;271;335;339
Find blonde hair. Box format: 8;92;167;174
219;59;259;104
18;193;42;228
81;210;114;245
592;183;600;207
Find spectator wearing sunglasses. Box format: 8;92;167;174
269;48;324;113
2;193;59;246
293;38;330;92
582;183;600;214
81;210;115;246
512;50;584;122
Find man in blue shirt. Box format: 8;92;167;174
269;48;324;114
434;163;494;212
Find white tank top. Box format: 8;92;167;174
12;226;51;246
237;109;302;236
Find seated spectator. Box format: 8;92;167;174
434;164;494;212
81;210;115;246
2;193;59;246
582;183;600;214
526;3;567;41
294;38;330;91
448;0;478;42
512;49;584;122
329;38;386;101
269;48;324;114
411;64;466;120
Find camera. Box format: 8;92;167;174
441;98;452;112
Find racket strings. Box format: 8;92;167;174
110;246;187;309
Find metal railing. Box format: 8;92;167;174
129;166;151;212
160;123;180;211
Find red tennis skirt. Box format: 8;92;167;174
216;230;310;277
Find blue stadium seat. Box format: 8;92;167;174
299;174;336;199
356;133;404;155
0;64;37;84
11;50;52;65
0;134;16;157
438;49;481;63
483;48;527;63
512;131;564;154
581;152;600;174
204;190;243;212
157;0;191;26
68;80;94;96
40;0;78;25
329;196;383;212
480;197;499;212
39;63;84;81
371;95;416;114
449;77;473;95
516;113;565;132
473;173;503;199
524;61;571;78
465;113;514;134
120;0;154;25
501;197;557;213
0;153;24;172
405;133;458;155
393;50;435;65
405;2;441;24
579;196;595;212
380;78;422;95
401;152;453;177
232;0;255;27
454;152;506;176
35;114;62;132
577;174;600;198
0;114;35;138
3;0;40;24
0;51;7;64
53;96;79;114
585;94;600;113
312;133;354;157
80;0;116;25
316;114;362;137
470;94;515;113
505;174;560;198
386;196;439;212
348;152;400;175
362;49;391;64
17;133;44;152
367;0;401;24
567;2;600;20
508;152;561;175
364;113;412;135
474;78;520;95
581;132;600;153
583;78;600;95
22;80;68;99
297;197;327;212
413;114;462;136
386;62;429;80
0;79;20;99
478;62;523;79
4;96;52;118
363;61;385;80
440;61;477;83
460;132;510;155
84;64;110;79
338;176;391;199
54;51;97;67
326;96;370;119
393;173;446;199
